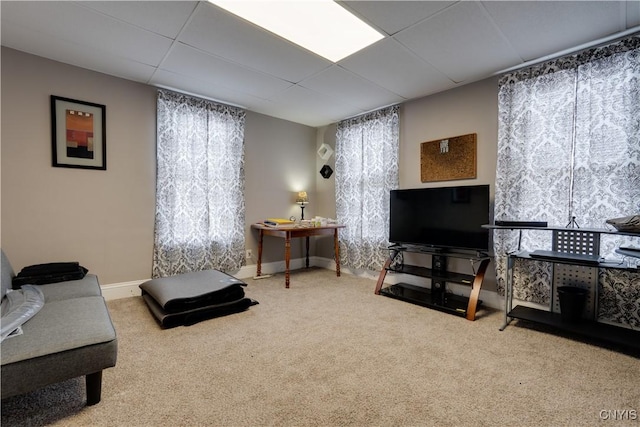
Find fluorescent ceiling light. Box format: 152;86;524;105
209;0;384;62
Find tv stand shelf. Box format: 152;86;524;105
484;224;640;351
375;245;490;320
507;306;640;351
387;264;476;285
380;283;473;316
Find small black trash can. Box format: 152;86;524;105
557;286;588;322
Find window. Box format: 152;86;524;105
335;105;399;271
494;35;640;327
153;90;246;277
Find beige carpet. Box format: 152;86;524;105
2;268;639;426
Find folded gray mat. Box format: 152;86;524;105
139;270;258;328
142;293;256;328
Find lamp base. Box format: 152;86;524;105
300;206;306;220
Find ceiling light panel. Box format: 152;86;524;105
209;0;384;62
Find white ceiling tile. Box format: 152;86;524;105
1;20;157;83
340;1;455;35
394;2;522;83
178;2;331;83
151;69;266;108
483;1;627;62
159;43;293;99
1;1;173;66
80;1;198;39
300;65;404;111
2;0;637;127
154;70;359;126
246;100;340;128
266;85;365;127
340;38;456;99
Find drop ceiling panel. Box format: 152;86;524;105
152;69;266;109
394;1;522;83
178;2;332;83
266;85;365;127
483;1;627;62
158;43;293;99
1;1;173;67
1;20;158;83
340;1;456;35
153;70;329;127
300;65;404;111
80;1;198;39
2;1;638;128
340;38;456;99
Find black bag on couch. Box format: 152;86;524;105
12;262;88;289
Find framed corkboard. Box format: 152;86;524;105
420;133;476;182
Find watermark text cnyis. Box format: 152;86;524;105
599;409;638;421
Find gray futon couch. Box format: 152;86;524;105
1;250;117;405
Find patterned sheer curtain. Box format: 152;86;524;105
495;35;640;326
335;105;399;271
153;90;246;277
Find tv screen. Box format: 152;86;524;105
389;185;490;252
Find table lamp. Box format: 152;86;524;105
296;191;309;220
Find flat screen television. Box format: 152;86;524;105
389;184;490;252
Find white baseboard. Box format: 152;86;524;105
101;279;146;300
101;256;503;312
100;257;318;301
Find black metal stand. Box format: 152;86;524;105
375;245;491;320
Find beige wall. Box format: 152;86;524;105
244;111;317;263
1;47;317;283
1;48;157;284
2;46;499;290
314;78;499;292
316;80;498;240
400;78;498;190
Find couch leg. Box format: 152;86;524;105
86;371;103;405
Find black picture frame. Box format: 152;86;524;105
51;95;106;170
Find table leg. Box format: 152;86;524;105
334;229;341;277
305;236;310;268
285;232;291;288
256;230;264;277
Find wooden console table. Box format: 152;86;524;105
251;223;345;288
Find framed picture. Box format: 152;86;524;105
51;95;106;170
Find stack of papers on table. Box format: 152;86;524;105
263;218;295;227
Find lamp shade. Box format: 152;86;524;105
296;191;309;205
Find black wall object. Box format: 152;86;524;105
320;165;333;179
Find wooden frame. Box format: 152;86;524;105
420;133;476;182
51;95;106;170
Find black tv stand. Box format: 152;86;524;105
375;245;491;320
483;224;640;351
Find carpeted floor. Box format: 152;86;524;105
2;268;639;426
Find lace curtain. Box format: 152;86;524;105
335;105;399;271
153;90;246;278
494;35;640;326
